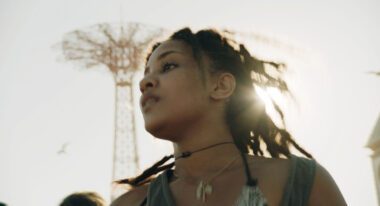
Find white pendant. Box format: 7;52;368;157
196;180;213;202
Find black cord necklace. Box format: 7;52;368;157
174;141;234;160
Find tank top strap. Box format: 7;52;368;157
281;155;316;206
146;170;176;206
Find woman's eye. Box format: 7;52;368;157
162;62;178;73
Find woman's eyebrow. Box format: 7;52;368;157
144;50;183;75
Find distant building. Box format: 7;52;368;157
367;115;380;205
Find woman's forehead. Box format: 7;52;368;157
160;39;192;51
147;40;192;62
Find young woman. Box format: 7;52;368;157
111;28;346;206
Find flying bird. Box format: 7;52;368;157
57;142;70;155
368;71;380;76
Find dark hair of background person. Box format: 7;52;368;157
117;27;313;188
59;191;106;206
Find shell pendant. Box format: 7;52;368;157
196;180;213;202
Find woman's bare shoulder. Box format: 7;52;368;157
245;155;293;185
308;162;347;206
246;155;292;172
245;155;293;205
111;184;149;206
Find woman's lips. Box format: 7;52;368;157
141;93;160;111
144;97;158;108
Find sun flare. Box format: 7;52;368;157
255;86;286;127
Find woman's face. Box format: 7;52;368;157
140;40;212;140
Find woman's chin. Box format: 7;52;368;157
144;122;176;141
145;121;164;137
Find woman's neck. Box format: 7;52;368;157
169;109;243;180
172;134;242;180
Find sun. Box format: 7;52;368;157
255;86;286;127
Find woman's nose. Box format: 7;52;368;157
139;75;158;93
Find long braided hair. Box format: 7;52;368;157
117;27;312;187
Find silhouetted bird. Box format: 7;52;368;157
57;142;70;155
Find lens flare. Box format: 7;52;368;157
255;86;285;127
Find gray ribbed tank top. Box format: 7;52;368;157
144;155;316;206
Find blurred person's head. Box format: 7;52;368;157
59;192;105;206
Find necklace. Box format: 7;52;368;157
195;156;239;202
173;155;239;203
174;141;234;160
173;142;238;202
164;141;238;202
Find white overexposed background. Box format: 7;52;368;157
0;0;379;205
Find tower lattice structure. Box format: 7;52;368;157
59;22;162;199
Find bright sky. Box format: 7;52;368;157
1;0;380;205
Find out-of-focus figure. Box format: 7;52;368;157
59;191;106;206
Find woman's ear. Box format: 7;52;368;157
210;72;236;101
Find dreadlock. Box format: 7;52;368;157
117;27;312;187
